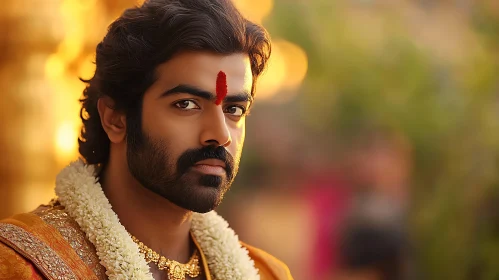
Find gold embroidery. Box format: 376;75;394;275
0;223;78;280
33;204;107;280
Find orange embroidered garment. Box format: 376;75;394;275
0;204;292;280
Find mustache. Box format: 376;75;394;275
176;146;234;179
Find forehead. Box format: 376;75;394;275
152;51;252;95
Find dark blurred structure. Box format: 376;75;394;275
338;217;409;280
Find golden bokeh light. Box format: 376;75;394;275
45;54;66;80
256;39;309;102
72;0;98;11
256;42;287;100
44;0;103;165
47;69;85;164
55;120;79;162
78;53;96;80
232;0;274;24
278;40;309;90
20;183;56;215
59;0;86;62
57;33;84;63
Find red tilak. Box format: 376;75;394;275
215;71;227;105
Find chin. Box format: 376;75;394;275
183;201;220;213
198;174;224;189
161;182;225;213
146;172;230;213
186;185;224;213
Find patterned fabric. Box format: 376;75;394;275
0;223;77;280
0;213;98;280
0;204;292;280
32;204;107;280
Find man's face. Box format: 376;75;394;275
126;52;253;213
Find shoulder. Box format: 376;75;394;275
0;203;106;280
0;241;45;279
31;203;107;279
241;241;294;280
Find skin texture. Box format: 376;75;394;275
97;51;253;279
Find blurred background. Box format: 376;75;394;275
1;0;499;279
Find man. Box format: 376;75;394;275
0;0;293;279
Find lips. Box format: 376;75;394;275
176;146;233;180
191;159;227;176
194;159;226;169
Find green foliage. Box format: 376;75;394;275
265;0;499;279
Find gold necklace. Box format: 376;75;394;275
130;235;201;280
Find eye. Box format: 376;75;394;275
174;100;200;110
224;105;246;117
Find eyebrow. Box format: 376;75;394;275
159;84;253;104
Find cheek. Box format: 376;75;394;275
229;123;246;158
143;107;201;157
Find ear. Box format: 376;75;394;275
97;96;126;143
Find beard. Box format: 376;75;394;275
126;126;238;213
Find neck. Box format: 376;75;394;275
100;149;193;262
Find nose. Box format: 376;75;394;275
200;108;231;148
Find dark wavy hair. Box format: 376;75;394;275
78;0;271;165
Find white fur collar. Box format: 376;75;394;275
55;159;259;280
